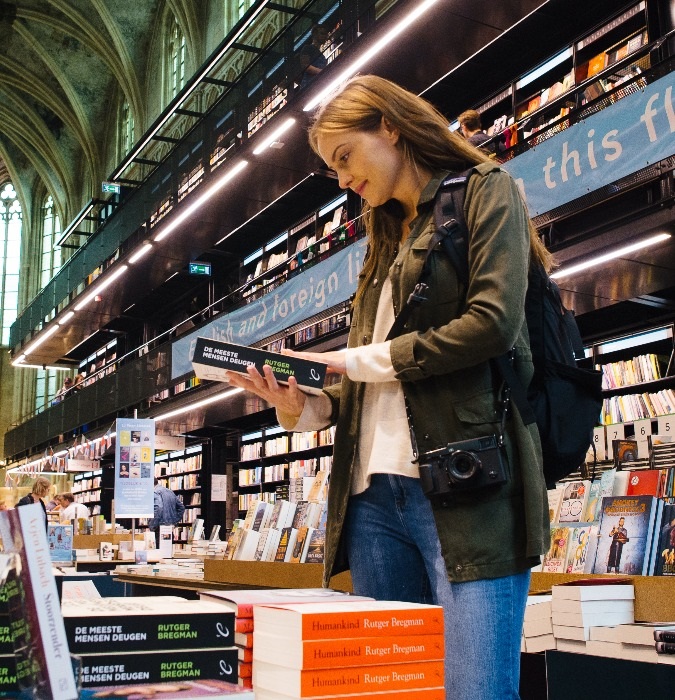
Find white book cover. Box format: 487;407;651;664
551;609;634;629
234;529;261;561
547;488;564;523
551;582;635;602
0;504;78;699
558;480;591;523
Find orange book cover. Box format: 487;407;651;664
626;469;662;497
238;645;252;663
253;601;444;640
253;659;444;696
587;52;607;77
253;632;445;669
238;660;252;678
253;689;446;700
235;617;254;633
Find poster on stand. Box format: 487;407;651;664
115;418;155;518
158;525;173;558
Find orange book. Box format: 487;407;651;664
238;660;252;678
253;659;444;696
238;645;252;663
253;631;445;669
252;600;444;641
235;617;254;633
254;689;445;700
587;52;607;77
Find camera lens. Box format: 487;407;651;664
446;450;481;483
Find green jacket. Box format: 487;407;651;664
322;163;550;587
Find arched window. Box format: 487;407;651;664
119;99;135;158
36;193;62;411
167;17;187;101
0;181;22;346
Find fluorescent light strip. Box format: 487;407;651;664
74;265;129;310
154;387;243;421
22;324;61;355
154;161;248;242
59;311;75;326
57;202;94;247
319;193;348;218
113;1;273;179
303;0;441;111
129;243;153;264
597;326;672;355
516;47;573;90
252;118;296;154
550;233;671;280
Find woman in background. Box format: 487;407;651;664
16;475;51;529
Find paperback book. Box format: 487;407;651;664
591;496;663;575
558;481;590;523
653;502;675;576
191;338;327;395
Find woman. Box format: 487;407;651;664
226;75;550;700
16;475;51;529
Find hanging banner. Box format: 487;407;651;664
171;237;367;379
502;69;675;216
115;418;155;518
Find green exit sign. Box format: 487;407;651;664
102;181;121;194
189;261;212;276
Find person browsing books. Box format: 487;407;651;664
148;478;185;546
224;75;550;700
16;476;51;530
58;493;90;522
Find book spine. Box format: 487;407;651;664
78;648;238;688
64;611;235;652
654;630;675;644
656;641;675;654
254;633;445;669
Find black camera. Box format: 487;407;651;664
418;435;508;497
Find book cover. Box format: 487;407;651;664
547;488;564;523
0;653;17;691
582;481;602;523
591;496;662;575
252;659;444;696
252;631;444;669
268;500;296;530
252;601;443;641
191;338;327;395
565;525;594;573
198;589;366;619
262;527;282;562
274;527;297;563
99;541;114;561
653;503;675;576
558;481;590;523
233;529;260;561
306;470;330;502
613;439;639;468
551;578;634;601
626;469;664;497
62;597;235;652
0;505;78;699
78;648;237;688
48;523;74;562
82;679;254;699
542;526;571;573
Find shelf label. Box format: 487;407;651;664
633;418;652;440
657;415;674;437
592;425;606;461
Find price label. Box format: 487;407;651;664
657;415;674;437
592;426;606;461
606;423;626;461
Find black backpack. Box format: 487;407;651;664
432;169;603;487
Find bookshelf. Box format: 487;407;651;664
235;425;334;516
471;1;649;151
155;445;203;543
72;469;103;515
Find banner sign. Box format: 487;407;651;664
501;70;675;216
114;418;155;518
171;238;366;379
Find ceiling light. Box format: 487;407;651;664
23;324;60;356
252;118;296;154
154;387;243;421
303;0;441;112
154;161;248;242
129;243;153;264
550;233;671;280
74;265;129;310
58;311;75;326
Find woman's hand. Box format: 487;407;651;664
283;348;347;375
224;364;308;419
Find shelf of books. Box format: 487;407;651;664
72;469;103;515
154;444;203;543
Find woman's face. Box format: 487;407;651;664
317;119;405;208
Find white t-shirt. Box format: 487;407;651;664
60;502;90;521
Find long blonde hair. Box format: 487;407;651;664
308;75;552;301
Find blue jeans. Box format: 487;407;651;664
343;474;530;700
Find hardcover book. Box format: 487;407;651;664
198;589;367;619
558;481;590;523
564;525;594;573
626;469;665;497
252;659;444;697
252;600;444;641
191;338;327;395
62;597;235;653
78;648;237;688
252;631;444;669
591;496;663;575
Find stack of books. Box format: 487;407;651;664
251;600;446;699
199;589;373;691
62;596;238;688
587;622;675;663
521;595;555;653
655;627;675;665
551;580;635;653
0;581;17;692
81;679;255;699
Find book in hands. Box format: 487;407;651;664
191;338;327;395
